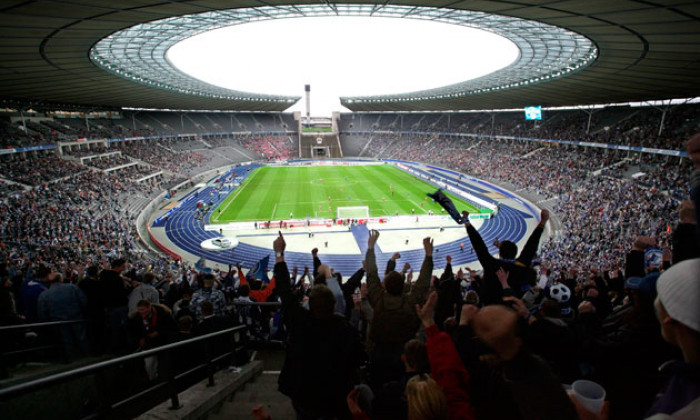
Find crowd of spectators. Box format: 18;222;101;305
0;106;699;419
0;120;41;149
346;103;700;151
0;116;156;149
361;133;693;282
115;139;214;176
85;154;132;170
0;181;25;198
3;102;698;151
0;154;88;186
238;135;296;161
259;151;699;419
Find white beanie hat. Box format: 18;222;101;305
656;258;700;333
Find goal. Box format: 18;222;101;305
337;206;370;219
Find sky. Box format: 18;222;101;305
167;17;519;116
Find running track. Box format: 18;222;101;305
158;163;536;274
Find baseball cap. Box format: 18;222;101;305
656;258;700;333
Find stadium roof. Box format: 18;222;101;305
0;1;699;112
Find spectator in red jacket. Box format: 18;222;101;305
415;291;477;420
237;264;276;303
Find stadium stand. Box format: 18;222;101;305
1;117;699;419
4;0;700;417
340;103;700;151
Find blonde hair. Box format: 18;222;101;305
405;374;448;420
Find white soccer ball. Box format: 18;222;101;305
549;283;571;304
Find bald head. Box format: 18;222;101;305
472;305;522;361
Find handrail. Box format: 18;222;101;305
0;319;86;332
0;324;246;402
229;301;282;307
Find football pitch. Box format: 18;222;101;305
210;165;481;223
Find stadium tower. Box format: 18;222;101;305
297;84;344;158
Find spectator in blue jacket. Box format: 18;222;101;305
38;270;88;358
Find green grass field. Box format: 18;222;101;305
302;126;333;132
210;165;480;223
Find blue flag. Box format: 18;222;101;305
247;255;270;283
194;257;212;274
427;189;463;224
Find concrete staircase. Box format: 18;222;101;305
207;371;294;420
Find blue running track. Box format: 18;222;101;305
158;163;536;274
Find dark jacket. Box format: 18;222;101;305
100;269;129;308
128;304;175;350
672;222;700;264
366;248;432;347
466;224;543;305
647;360;700;416
341;267;365;319
452;325;578;420
276;261;365;419
435;262;463;330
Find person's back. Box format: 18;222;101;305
365;231;433;389
190;274;227;320
193;301;234;336
21;266;48;323
273;232;365;420
463;210;548;305
100;261;128;309
280;304;364;418
78;267;103;321
37;272;88;358
38;281;85;321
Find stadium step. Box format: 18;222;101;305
207;371;293;420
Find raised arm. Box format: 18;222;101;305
626;235;655;279
272;232;301;326
408;237;434;304
312;248;321;278
462;211;498;272
341;264;365;299
439;255;454;286
385;252;400;275
365;230;382;307
516;209;548;266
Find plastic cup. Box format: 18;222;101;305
571;379;606;414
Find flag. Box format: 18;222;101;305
248;255;270;283
194;257;212;274
427;189;463;224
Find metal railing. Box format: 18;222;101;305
0;319;87;332
0;325;247;419
0;319;89;378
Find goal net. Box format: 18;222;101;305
337;206;370;219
